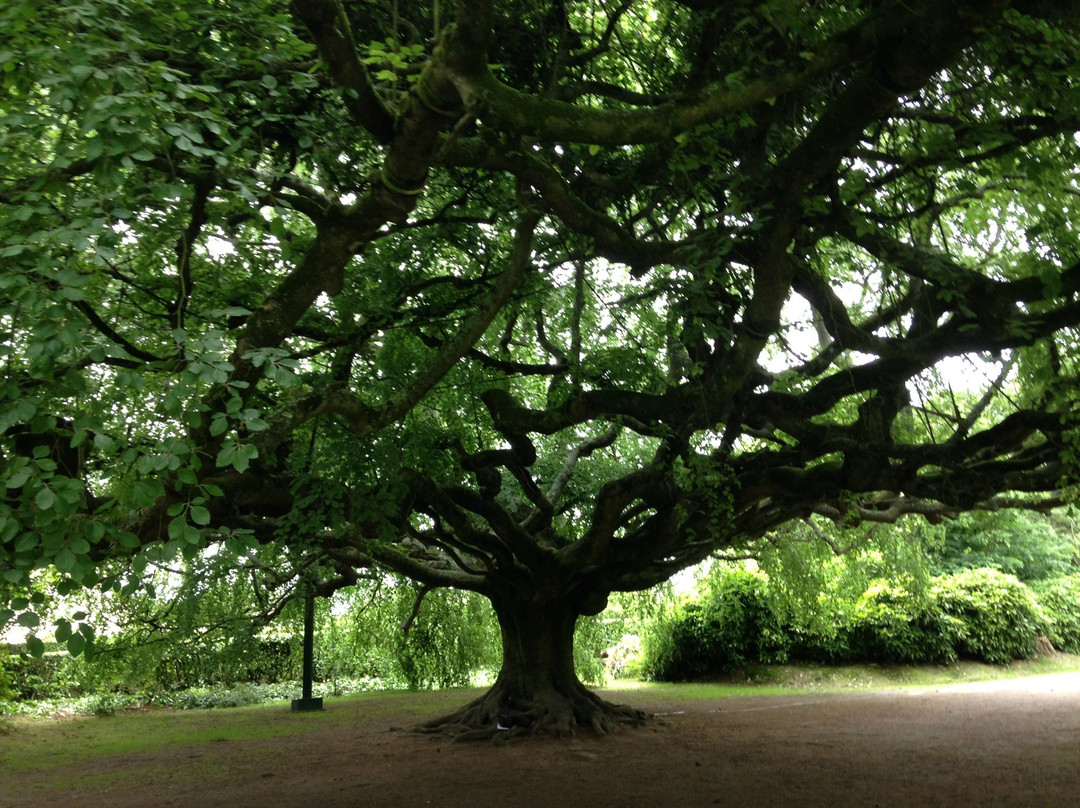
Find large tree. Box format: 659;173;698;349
2;0;1079;734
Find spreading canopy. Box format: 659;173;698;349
2;0;1080;728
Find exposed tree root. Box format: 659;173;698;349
415;682;648;741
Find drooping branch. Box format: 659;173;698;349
813;497;963;526
482;387;684;442
70;299;166;364
769;0;1011;204
400;584;432;634
950;355;1017;443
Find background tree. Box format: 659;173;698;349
2;0;1080;735
931;510;1078;581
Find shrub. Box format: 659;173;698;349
932;568;1046;663
931;511;1075;582
641;604;726;681
849;580;959;664
642;570;789;680
88;691;135;716
1032;576;1080;653
782;603;856;665
5;647;84;701
0;645;16;703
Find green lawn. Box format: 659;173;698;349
4;655;1079;778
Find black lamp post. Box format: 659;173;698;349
291;586;324;712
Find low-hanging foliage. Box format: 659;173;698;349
3;569;657;704
0;645;17;703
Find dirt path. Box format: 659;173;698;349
4;674;1080;807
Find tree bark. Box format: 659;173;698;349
418;595;646;739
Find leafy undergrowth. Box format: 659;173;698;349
0;676;387;719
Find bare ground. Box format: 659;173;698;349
4;673;1080;808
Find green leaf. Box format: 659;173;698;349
224;536;247;555
26;635;45;658
236;443;259;472
132;479;165;507
117;531;142;549
167;514;187;541
181;522;203;545
17;611;40;628
5;465;32;489
35;486;57;510
55;547;76;572
15;533;39;552
84;520;107;543
189;505;211;526
67;631;87;657
68;536;91;555
215;443;236;468
55;620;72;643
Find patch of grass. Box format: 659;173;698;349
605;652;1080;698
0;686;485;782
3;657;1079;791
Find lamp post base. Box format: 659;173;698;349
290;697;324;712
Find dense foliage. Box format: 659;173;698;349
3;0;1080;733
642;570;788;680
1032;576;1080;653
643;565;1068;680
645;510;1077;678
931;511;1078;581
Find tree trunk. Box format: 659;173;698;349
418;595;646;739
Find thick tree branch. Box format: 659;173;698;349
290;0;396;143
